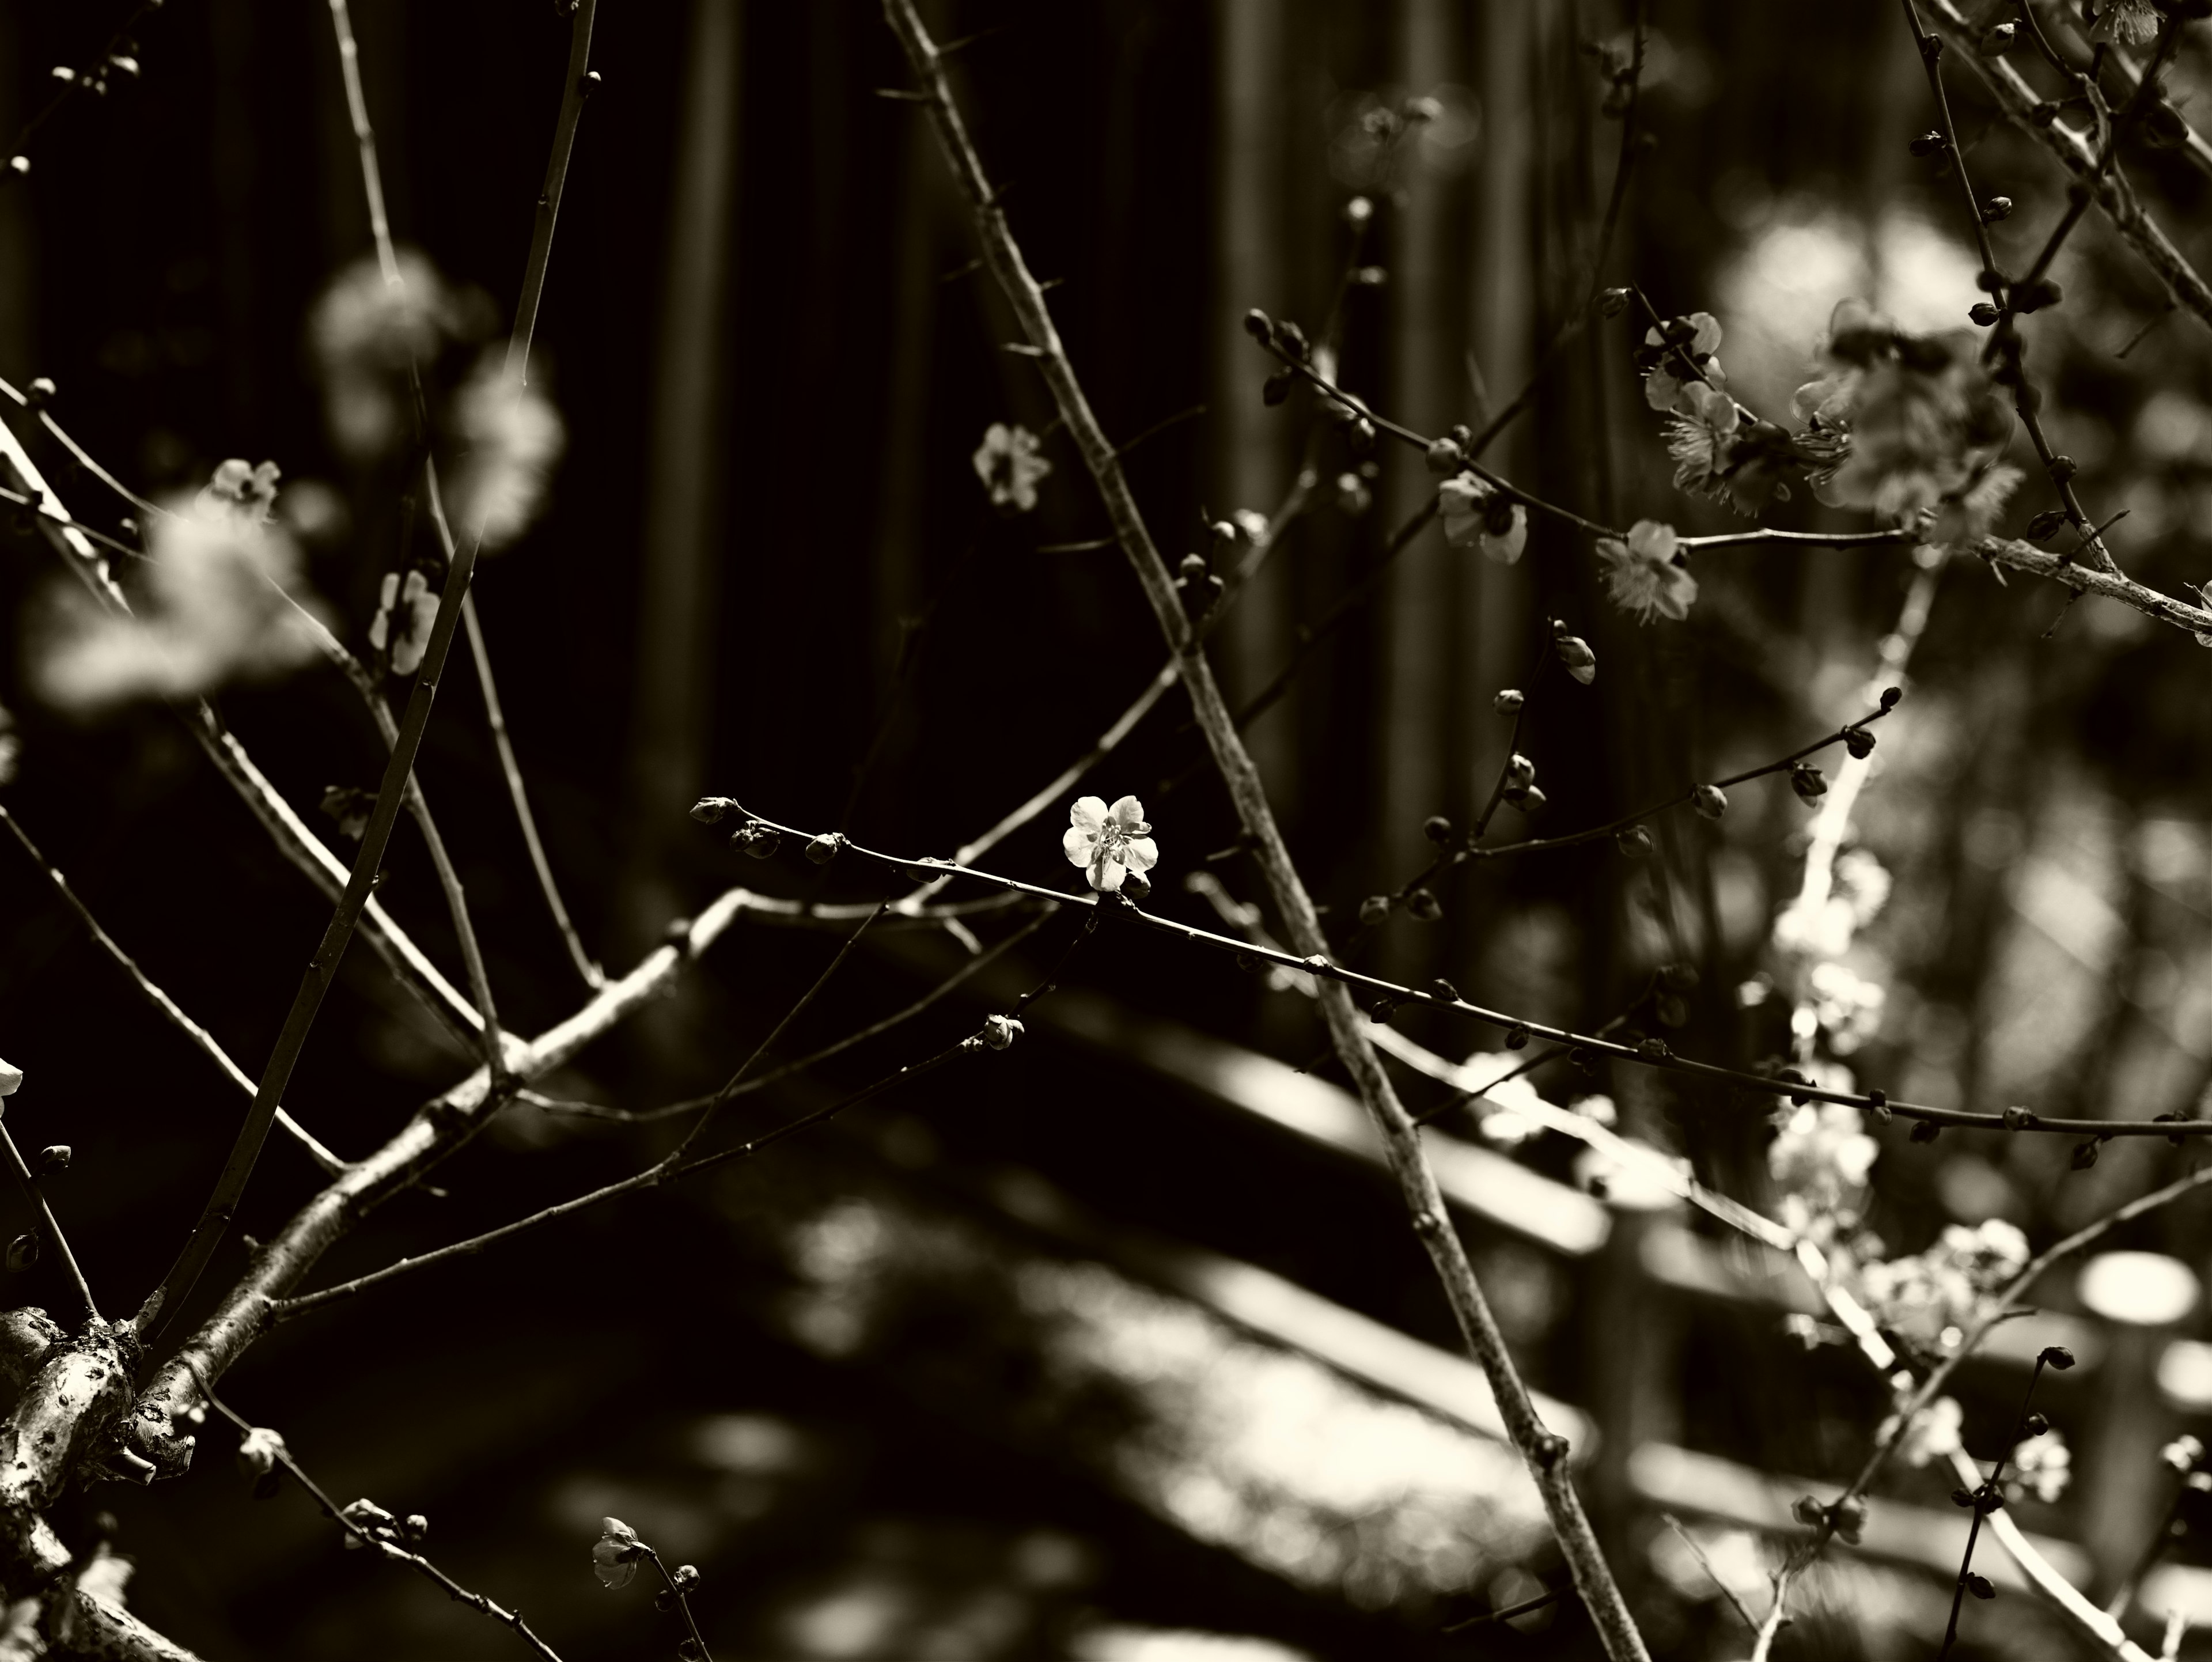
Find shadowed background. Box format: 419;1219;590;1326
3;1;2212;1658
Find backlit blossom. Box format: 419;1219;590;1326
1642;311;1725;413
593;1517;643;1589
2092;0;2161;44
235;1425;286;1479
1437;472;1526;563
310;250;497;463
973;422;1052;514
1665;381;1740;500
1596;520;1696;622
1063;795;1158;894
0;1058;18;1097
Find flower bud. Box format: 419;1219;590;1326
1908;130;1946;157
1346;418;1376;457
1506;753;1536;788
1879;685;1903;710
1965;1572;1995;1600
1969;301;2000;327
980;1014;1024;1051
1262;369;1294;406
1790;762;1827;802
1122;869;1152;900
1791;1494;1823;1528
1506;1023;1531;1050
1243;308;1274;341
2;157;29;185
1276;320;1310;359
6;1234;36;1271
1334;472;1372;516
403;1514;429;1545
0;1058;19;1098
1844;727;1876;759
1359;895;1392;927
24;376;55;408
1493;688;1524;715
1422;815;1452;843
1691;783;1727;819
33;1146;67;1179
1429;978;1459;1002
1598;287;1631;318
1178;551;1209;582
2024;508;2067;542
804;832;842;865
1910;1119;1941;1142
1554;634;1597;685
733;824;779;860
1616;825;1653;858
2040;1345;2076;1370
2023;1413;2050;1438
1406;888;1442;923
1506;784;1547;811
1980;21;2016;51
1425;437;1462;475
1982;195;2013;223
690;797;733;824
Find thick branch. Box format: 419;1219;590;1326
880;6;1650;1657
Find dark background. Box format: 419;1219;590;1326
3;1;2212;1658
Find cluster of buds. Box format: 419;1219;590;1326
341;1497;429;1553
976;1014;1025;1051
1790;1490;1869;1545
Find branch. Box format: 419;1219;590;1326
122;887;753;1480
328;0;604;994
131;0;603;1341
0;395;489;1053
881;9;1651;1655
1925;0;2212;332
188;1363;564;1660
0;806;344;1173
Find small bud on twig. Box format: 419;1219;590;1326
1691;783;1727;819
6;1235;37;1271
1493;688;1524;715
33;1146;68;1179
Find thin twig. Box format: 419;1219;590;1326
184;1362;565;1661
131;0;603;1342
0;805;344;1173
0;1119;95;1324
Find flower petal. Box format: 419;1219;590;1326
1070;796;1107;833
1109;795;1146;830
1062;826;1094;866
1089;851;1126;893
1123;836;1158;872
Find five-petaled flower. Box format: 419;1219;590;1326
972;422;1052;514
1063;795;1158;894
594;1516;645;1589
1436;472;1527;563
1596;520;1696;623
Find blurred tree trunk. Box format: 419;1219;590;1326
620;0;741;963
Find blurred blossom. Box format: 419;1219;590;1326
1808;960;1887;1054
1877;1395;1963;1468
368;569;440;676
310;250;495;463
1793;300;2018;544
448;357;565;548
1774;847;1891;960
2092;0;2160;44
0;704;17;786
2008;1428;2070;1504
1768;1103;1877;1238
1855;1220;2029;1341
1596;520;1696;623
32;468;329;714
973;422;1051;515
